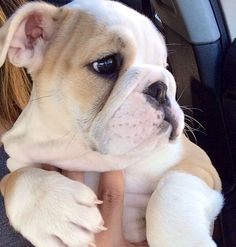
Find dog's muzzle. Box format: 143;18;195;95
89;65;184;156
143;81;180;140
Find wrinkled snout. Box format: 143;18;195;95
90;65;185;156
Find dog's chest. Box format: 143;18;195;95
84;144;182;242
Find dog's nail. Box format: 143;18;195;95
89;242;97;247
94;200;103;205
98;225;108;231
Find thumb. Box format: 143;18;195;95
96;171;125;246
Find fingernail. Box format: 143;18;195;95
98;225;108;231
89;242;96;247
94;200;103;205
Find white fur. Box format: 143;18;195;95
66;0;167;67
0;1;223;246
146;172;223;247
5;168;103;247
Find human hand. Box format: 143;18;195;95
64;170;148;247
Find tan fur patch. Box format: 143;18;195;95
0;169;24;201
30;8;136;128
170;135;222;191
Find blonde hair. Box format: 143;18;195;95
0;0;31;129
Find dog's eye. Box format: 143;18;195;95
91;54;122;76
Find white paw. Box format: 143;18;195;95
4;168;104;247
146;171;222;247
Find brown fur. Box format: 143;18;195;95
170;135;222;191
31;7;136;128
0;169;24;200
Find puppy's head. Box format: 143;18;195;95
0;1;184;157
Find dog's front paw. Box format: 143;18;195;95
2;168;104;247
146;171;223;247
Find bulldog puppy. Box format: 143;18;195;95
0;0;223;246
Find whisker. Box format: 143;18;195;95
177;89;186;102
185;124;205;133
181;105;203;112
184;122;198;144
181;106;193;113
185;114;205;130
168;50;176;55
183;128;190;140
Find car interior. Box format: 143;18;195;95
115;0;236;246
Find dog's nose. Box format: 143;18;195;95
145;81;168;104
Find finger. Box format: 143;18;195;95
96;171;125;246
61;170;84;183
98;171;124;230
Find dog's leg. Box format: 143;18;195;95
0;167;104;247
146;171;223;247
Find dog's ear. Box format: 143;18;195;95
0;2;59;70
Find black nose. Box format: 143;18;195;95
145;81;168;104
